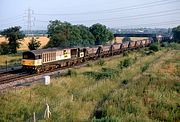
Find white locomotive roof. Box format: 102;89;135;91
26;47;77;55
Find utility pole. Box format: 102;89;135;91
27;8;35;37
27;8;32;36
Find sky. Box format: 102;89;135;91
0;0;180;30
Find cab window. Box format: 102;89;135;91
23;52;36;59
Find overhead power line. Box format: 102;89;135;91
35;8;180;23
34;0;180;16
0;14;25;21
0;19;25;27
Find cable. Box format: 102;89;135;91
34;0;180;16
0;20;25;30
0;14;25;21
71;9;180;23
35;8;180;23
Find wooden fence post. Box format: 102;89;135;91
33;112;36;122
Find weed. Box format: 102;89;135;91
66;69;77;77
173;82;180;93
141;63;149;72
83;68;118;80
117;58;133;69
97;59;105;66
169;42;180;50
123;51;129;57
149;43;159;52
122;80;128;85
161;42;169;47
0;47;179;121
86;62;93;67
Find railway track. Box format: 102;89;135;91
0;60;86;90
0;46;151;90
0;69;30;85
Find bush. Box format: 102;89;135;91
169;42;180;50
83;68;118;80
86;62;93;67
123;51;129;57
122;79;128;85
161;42;169;47
97;59;105;66
149;43;159;52
141;63;149;72
118;58;133;69
173;82;180;93
28;37;41;50
66;69;77;77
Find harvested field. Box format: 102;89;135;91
114;37;149;43
0;36;49;50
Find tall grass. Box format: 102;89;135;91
0;46;179;121
0;54;21;68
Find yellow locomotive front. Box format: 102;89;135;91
22;51;42;70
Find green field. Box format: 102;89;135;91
0;53;21;69
0;44;179;121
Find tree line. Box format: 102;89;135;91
0;22;180;55
0;21;113;54
46;20;113;48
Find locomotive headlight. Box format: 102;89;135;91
80;52;84;57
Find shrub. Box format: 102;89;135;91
173;82;180;93
97;59;105;66
28;37;41;50
122;79;128;85
66;69;77;77
169;42;180;50
83;68;118;80
161;42;169;47
141;63;149;72
118;58;133;69
123;51;129;57
149;43;159;52
86;62;93;67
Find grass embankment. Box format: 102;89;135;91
0;53;21;69
0;45;179;121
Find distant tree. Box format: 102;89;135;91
0;26;25;54
0;42;10;55
172;25;180;43
89;23;113;45
77;25;95;46
28;37;41;50
46;20;96;48
122;37;131;43
47;20;81;48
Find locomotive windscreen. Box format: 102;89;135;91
23;52;36;59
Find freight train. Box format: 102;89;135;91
22;39;152;73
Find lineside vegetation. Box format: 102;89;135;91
0;44;179;121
